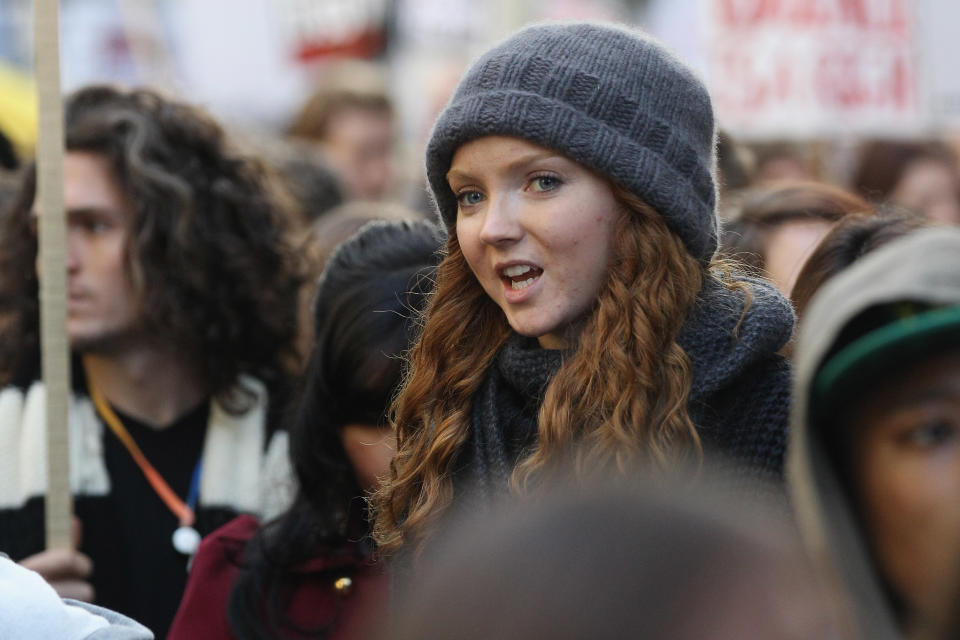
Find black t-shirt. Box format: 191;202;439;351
77;401;209;639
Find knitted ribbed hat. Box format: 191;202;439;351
425;22;719;264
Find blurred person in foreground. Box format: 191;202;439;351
0;85;302;636
720;182;874;296
287;61;395;202
852;139;960;226
169;220;441;640
381;472;844;640
789;227;960;639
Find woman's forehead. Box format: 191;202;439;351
447;136;573;179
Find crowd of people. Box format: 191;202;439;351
0;18;958;640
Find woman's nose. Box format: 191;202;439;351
479;194;523;246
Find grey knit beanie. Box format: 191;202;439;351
425;21;719;264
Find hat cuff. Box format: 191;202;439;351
426;89;718;264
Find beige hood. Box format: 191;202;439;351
788;227;960;640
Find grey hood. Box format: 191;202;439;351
787;227;960;640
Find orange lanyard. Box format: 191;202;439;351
87;382;196;528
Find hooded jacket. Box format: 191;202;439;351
788;227;960;640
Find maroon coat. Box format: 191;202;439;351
168;515;388;639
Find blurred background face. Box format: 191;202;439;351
35;151;141;352
320;106;394;201
890;158;960;226
847;347;960;632
762;218;836;296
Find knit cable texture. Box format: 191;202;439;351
425;21;719;264
463;274;794;503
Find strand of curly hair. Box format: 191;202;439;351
371;234;509;557
372;186;709;558
516;190;703;490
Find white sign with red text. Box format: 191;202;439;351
705;0;921;138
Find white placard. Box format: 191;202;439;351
704;0;921;138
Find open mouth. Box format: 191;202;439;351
500;264;543;291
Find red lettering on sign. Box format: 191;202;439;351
838;0;867;25
887;54;912;110
717;0;909;32
717;0;782;28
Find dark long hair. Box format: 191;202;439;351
790;211;928;317
227;220;442;639
0;86;302;407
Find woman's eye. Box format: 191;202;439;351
530;175;561;192
457;190;485;207
906;419;959;449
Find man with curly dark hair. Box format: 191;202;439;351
0;85;303;637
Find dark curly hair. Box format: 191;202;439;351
0;85;303;409
227;220;442;639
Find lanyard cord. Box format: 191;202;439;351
87;381;199;528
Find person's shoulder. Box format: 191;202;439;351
63;601;155;639
691;350;791;477
205;514;261;545
0;382;104;537
194;514;261;565
0;556;153;639
683;274;795;400
167;516;261;640
716;352;791;414
0;379;90;417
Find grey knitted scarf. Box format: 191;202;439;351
466;334;563;502
462;273;795;504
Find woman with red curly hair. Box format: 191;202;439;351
373;22;795;563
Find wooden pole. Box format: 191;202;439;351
34;0;72;550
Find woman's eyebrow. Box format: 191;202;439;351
447;151;565;183
32;205;125;219
503;151;563;172
445;167;475;184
